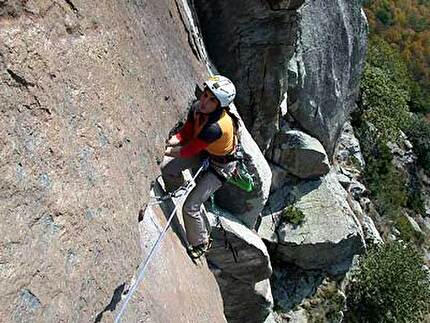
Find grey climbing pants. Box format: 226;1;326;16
160;155;223;247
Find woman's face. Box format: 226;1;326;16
199;89;220;114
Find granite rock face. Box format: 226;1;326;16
195;0;367;157
259;172;365;274
215;276;273;323
271;264;324;312
269;129;330;179
195;0;304;153
207;211;273;323
334;121;366;170
117;203;226;323
288;0;368;156
0;0;209;321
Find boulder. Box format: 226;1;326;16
214;276;273;323
348;181;367;200
264;312;277;323
259;172;365;273
337;173;352;188
288;308;309;323
271;264;324;312
361;214;384;245
269;130;330;179
270;162;290;193
207;211;272;282
206;210;274;322
346;195;383;245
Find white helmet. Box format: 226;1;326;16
204;75;236;108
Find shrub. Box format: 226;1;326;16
281;205;305;225
409;80;430;114
366;36;430;115
352;121;408;219
406;188;426;215
346;241;430;322
395;214;425;244
360;64;411;142
376;5;394;26
354;36;418;219
366;36;411;95
405;115;430;172
363;0;430;96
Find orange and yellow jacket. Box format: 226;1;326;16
175;103;235;158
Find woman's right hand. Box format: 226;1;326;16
166;135;180;147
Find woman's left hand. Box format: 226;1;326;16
164;146;182;158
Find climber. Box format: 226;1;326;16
161;75;238;259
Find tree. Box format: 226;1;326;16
346;242;430;322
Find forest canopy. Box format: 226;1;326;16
364;0;430;101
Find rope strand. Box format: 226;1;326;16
114;162;207;323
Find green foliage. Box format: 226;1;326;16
373;0;395;26
365;36;430;115
395;214;425;244
360;64;411;142
281;205;305;225
301;279;345;323
406;188;426;215
346;242;430;322
408;12;429;32
409;80;430;114
359;133;408;219
354;34;430;219
376;6;394;26
405;115;430;172
366;36;411;94
364;0;430;96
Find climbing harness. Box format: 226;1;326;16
114;159;209;323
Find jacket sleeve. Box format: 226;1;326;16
175;102;197;144
175;120;193;144
179;138;209;158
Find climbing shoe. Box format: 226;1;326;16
188;239;212;259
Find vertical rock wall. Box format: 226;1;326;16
0;0;209;321
288;0;368;156
195;0;303;153
195;0;368;157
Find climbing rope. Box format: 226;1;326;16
114;159;209;323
